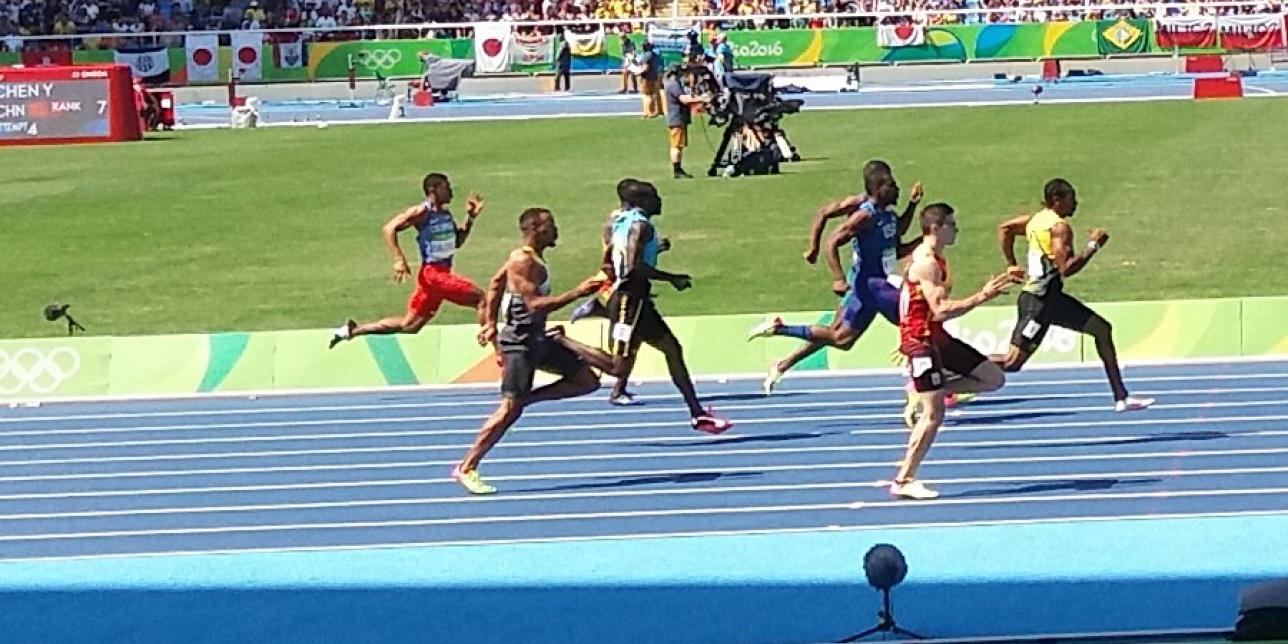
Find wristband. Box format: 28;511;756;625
1087;240;1100;252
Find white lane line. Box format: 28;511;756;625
3;464;1287;522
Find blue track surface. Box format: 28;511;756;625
3;358;1288;562
175;70;1288;126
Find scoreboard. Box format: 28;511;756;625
0;64;141;146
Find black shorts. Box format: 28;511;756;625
606;288;674;359
903;336;988;393
1009;290;1099;354
500;339;584;398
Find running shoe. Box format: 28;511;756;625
889;479;939;500
451;464;497;495
609;392;642;406
746;317;783;341
691;410;732;435
1114;396;1155;412
762;363;784;396
328;319;356;349
570;296;598;324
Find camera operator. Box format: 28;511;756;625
664;66;712;179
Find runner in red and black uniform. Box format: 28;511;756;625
892;203;1018;500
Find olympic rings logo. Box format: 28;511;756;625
356;49;403;70
0;347;81;395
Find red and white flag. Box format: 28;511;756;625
877;22;925;48
1219;14;1285;51
1155;15;1217;49
231;31;263;81
185;34;219;83
473;22;513;74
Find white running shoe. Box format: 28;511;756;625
746;317;783;341
1115;396;1155;412
609;392;642;407
889;479;939;500
763;364;784;396
328;319;356;349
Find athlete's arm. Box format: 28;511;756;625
895;181;923;237
509;251;604;315
804;194;864;264
476;263;508;346
913;254;1014;321
896;236;923;259
824;210;873;294
997;214;1032;270
481;263;508;328
455;193;485;248
1049;221;1108;279
624;221;691;290
382;204;428;283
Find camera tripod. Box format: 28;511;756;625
837;588;925;642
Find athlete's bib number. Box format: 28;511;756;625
612;322;634;343
428;239;455;260
909;356;934;378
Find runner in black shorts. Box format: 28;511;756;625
556;180;731;434
894;203;1016;500
453;207;608;495
994;179;1153;413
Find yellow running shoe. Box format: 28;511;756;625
452;464;497;495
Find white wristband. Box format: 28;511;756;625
1087;240;1100;252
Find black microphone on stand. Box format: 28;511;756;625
44;303;86;336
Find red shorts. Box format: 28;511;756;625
408;263;480;320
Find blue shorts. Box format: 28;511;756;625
841;275;900;334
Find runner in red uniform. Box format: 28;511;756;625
892;203;1017;500
329;173;485;348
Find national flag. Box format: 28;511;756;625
231;31;264;81
877;22;925;48
564;27;606;57
1219;14;1285;51
1096;18;1148;55
274;36;305;69
185;33;219;83
1155;15;1217;49
115;46;170;84
511;33;554;67
474;22;513;74
645;24;694;55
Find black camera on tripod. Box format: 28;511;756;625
701;71;803;177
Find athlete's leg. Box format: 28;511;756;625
942;338;1006;395
334;266;443;346
456;351;534;493
350;310;433;338
524;364;601;406
639;308;730;432
993;292;1049;372
894;389;945;485
893;344;948;499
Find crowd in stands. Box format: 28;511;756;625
1;0;1283;46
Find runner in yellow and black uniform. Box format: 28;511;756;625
994;178;1154;413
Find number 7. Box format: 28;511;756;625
97;100;108;114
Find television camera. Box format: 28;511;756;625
674;63;803;177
